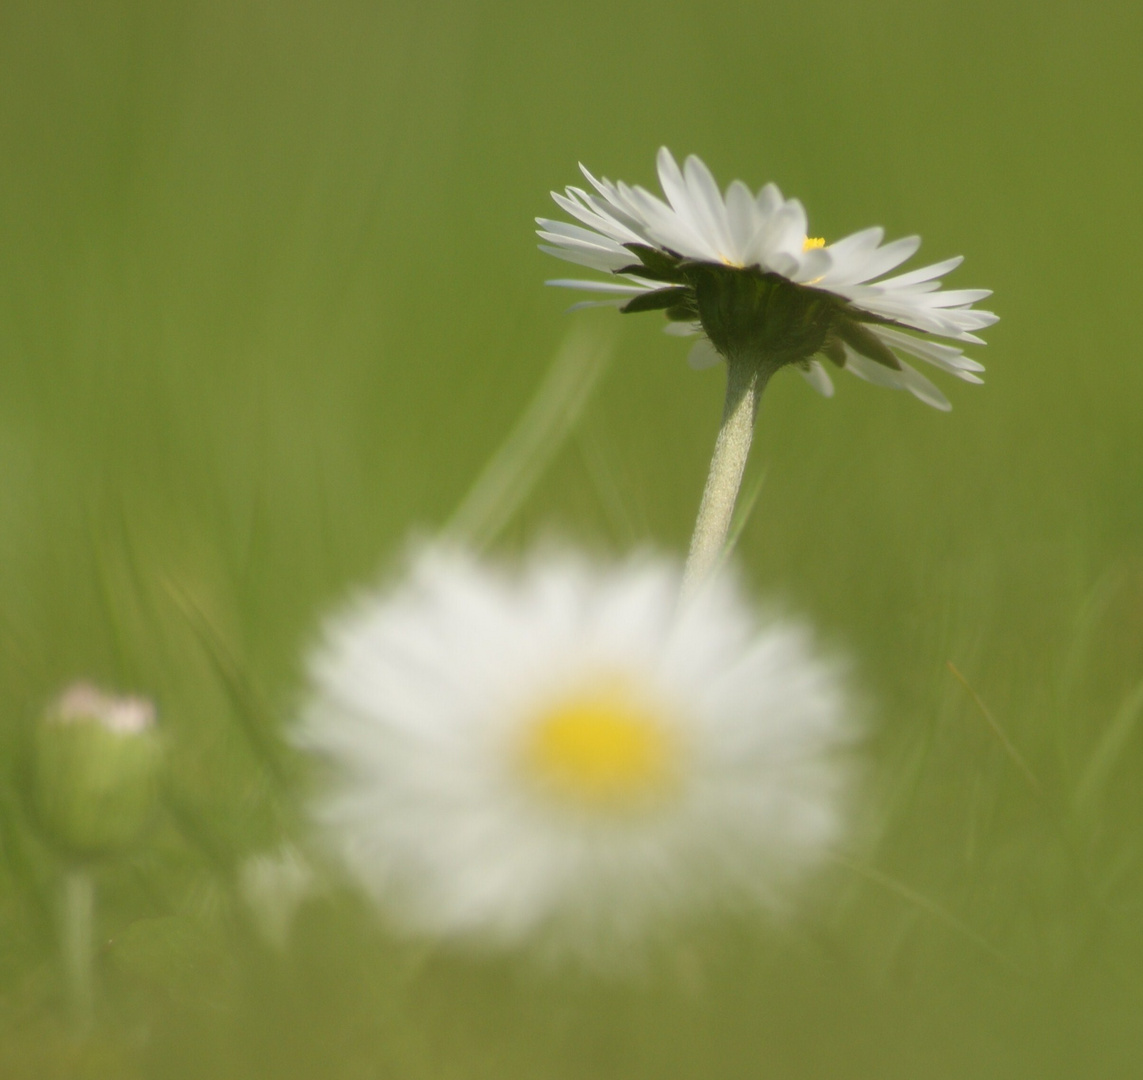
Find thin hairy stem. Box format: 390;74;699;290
682;356;770;597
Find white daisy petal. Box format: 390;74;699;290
577;191;653;241
578;163;623;204
877;255;963;289
874;325;986;377
826;225;885;260
819;227;885;285
921;288;994;307
842;347;952;410
538;243;631;273
791;245;833;284
799;360;835;397
682;154;735;261
565;299;627;311
840;235;922;285
845;291;997;338
894;361;954;410
756;182;784;216
631;189;717;261
655;147;696;224
755;199;809;270
549;191;643;246
301;545;855;965
724;180;759;262
545;278;653;294
535;220;631;251
541;152;996;408
949;369;984;385
687;339;723;370
841;348;910;390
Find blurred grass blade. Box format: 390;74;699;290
947;661;1044;799
161;788;261;938
445;323;614;549
575;425;642;544
0;785;54;945
84;504;135;686
0;611;40;686
161;578;291;788
1073;675;1143;817
716;467;766;574
835;856;1015;969
1057;568;1123;706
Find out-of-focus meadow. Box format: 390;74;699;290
1;1;1141;1077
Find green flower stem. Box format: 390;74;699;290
61;868;95;1031
682;355;770;597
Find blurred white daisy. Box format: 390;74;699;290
538;148;997;410
299;544;854;964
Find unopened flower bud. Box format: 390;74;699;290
33;682;161;859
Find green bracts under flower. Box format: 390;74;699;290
618;244;902;374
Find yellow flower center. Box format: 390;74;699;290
521;686;680;811
802;236;826;251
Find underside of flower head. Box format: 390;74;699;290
538;148;997;410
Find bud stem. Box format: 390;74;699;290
682;355;770;597
61;869;95;1032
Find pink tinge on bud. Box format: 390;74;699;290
53;682;156;735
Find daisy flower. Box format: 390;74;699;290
299;544;854;965
538;147;996;411
538;150;997;590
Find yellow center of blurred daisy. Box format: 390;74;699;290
522;689;679;810
802;236;826;251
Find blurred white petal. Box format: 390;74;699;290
539;150;995;409
299;545;855;966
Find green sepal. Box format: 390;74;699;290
609;249;909;376
617;244;686;283
834;318;902;369
615;264;684;283
686;265;835;367
620;287;691;315
821;336;847;368
665;302;699;322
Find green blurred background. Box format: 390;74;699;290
1;0;1141;1076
